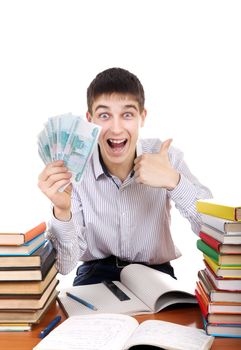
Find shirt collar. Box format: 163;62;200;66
93;140;143;180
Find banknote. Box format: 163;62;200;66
37;129;52;164
38;113;101;185
57;113;79;160
63;118;101;183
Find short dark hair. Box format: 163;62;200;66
87;67;145;114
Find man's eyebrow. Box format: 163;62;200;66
123;104;138;111
94;105;110;112
94;104;139;112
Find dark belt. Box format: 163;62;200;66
83;255;175;278
101;255;137;268
90;255;171;269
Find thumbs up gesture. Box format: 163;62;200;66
134;139;180;189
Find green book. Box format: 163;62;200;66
197;239;241;267
197;239;219;261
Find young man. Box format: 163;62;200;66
38;67;212;285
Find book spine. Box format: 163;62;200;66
24;222;47;243
199;232;221;252
195;289;208;318
203;255;219;274
198;270;214;293
40;254;56;280
197;239;219;264
196;201;239;221
38;240;55;264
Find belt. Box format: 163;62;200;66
101;255;136;268
85;255;171;270
83;256;174;278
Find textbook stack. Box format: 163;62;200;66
0;222;58;331
195;199;241;338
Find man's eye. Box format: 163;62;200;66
123;113;133;119
98;113;109;120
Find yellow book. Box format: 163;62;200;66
196;199;241;221
204;254;241;279
0;323;32;331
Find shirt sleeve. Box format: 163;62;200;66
47;187;88;275
167;147;213;235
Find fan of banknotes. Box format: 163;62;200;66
37;113;101;184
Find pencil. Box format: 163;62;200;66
66;292;98;311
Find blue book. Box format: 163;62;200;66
0;240;56;281
0;232;46;256
203;317;241;338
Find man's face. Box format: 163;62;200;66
87;93;146;169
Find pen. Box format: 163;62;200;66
38;315;61;339
66;292;98;311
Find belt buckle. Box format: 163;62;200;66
115;257;128;268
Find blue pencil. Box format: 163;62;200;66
66;292;98;311
39;315;61;338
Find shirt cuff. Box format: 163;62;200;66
168;174;198;208
49;210;76;242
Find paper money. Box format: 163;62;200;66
37;113;101;185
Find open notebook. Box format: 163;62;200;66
58;263;197;316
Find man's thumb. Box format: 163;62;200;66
159;138;173;156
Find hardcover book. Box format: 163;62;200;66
204;320;241;338
200;224;241;244
195;286;241;315
199;231;241;254
198;269;241;302
204;312;241;325
204;264;241;290
200;213;241;233
204;255;241;278
0;264;57;295
0;278;58;309
0;239;56;268
0;222;46;245
0;289;58;323
196;199;241;221
0;258;56;281
197;239;241;265
0;233;46;256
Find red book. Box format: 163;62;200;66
195;289;208;318
199;231;241;254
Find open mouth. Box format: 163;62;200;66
107;138;128;152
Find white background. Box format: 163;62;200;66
0;1;240;286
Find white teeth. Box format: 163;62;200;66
109;139;126;144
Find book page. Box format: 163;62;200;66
58;282;151;316
124;320;214;350
33;314;138;350
121;264;196;312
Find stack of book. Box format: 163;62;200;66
195;199;241;338
0;222;58;331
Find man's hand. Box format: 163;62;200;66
134;139;180;190
38;160;72;220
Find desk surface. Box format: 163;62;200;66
1;301;241;350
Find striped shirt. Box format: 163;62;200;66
48;138;212;275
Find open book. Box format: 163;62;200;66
33;313;214;350
58;264;197;316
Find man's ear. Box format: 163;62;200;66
86;111;92;122
140;108;147;127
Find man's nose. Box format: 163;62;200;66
110;117;123;133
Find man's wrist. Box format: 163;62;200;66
167;171;180;191
53;207;72;221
